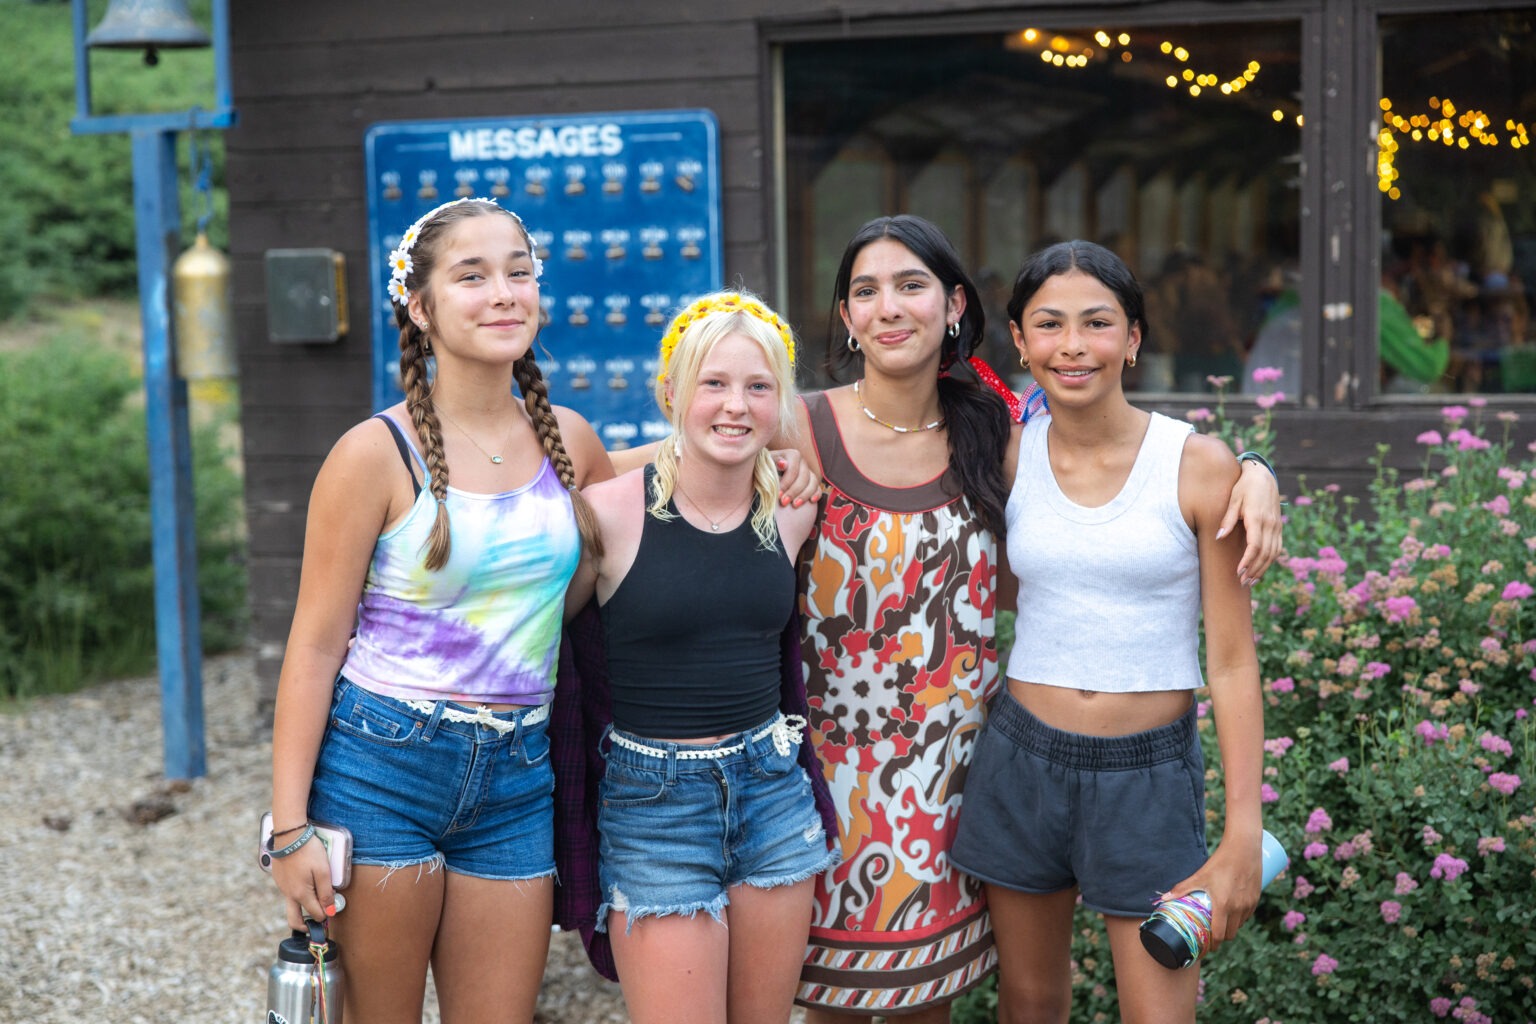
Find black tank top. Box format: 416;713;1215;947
599;465;794;738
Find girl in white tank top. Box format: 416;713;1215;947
954;240;1266;1024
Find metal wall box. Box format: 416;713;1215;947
264;248;348;343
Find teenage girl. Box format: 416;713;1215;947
951;239;1265;1024
267;198;610;1023
568;292;837;1024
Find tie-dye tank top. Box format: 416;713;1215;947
340;423;580;706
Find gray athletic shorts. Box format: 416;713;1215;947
950;690;1208;917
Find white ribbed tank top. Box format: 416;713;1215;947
1005;411;1204;693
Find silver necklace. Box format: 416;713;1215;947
674;479;752;531
854;379;945;433
438;410;508;464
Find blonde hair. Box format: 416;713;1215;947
392;199;603;569
649;291;798;549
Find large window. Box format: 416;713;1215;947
780;20;1303;395
1377;7;1536;395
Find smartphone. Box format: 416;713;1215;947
257;812;352;890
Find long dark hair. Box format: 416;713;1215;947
826;215;1010;536
1006;239;1149;343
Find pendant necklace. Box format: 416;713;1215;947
854;379;945;433
674;479;752;531
439;410;508;464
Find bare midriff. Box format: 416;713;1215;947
1007;678;1194;736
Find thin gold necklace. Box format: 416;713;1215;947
438;409;509;465
854;379;945;433
674;479;753;532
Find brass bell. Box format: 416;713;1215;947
87;0;211;66
173;232;237;379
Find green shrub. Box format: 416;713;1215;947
956;394;1535;1023
0;332;246;698
0;0;226;319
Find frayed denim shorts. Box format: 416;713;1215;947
307;677;556;882
951;690;1207;917
596;713;839;933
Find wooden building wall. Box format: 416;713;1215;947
227;1;1535;710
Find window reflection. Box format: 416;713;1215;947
781;22;1302;394
1378;8;1536;395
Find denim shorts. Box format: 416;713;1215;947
596;713;839;932
307;677;556;882
951;690;1207;917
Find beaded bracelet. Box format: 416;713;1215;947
1236;450;1277;480
270;822;309;839
267;822;316;859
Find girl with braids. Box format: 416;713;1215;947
564;292;838;1024
267;197;611;1024
791;216;1282;1022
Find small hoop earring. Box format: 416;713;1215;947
947;322;959;339
846;335;861;353
1127;354;1137;368
1018;354;1029;370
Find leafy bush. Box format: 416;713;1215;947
0;0;226;319
0;332;246;698
956;389;1535;1024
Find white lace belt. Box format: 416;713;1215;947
609;714;807;760
400;699;550;735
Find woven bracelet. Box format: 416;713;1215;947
268;822;316;859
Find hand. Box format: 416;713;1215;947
772;448;822;508
1164;839;1262;955
1218;459;1283;585
270;835;338;931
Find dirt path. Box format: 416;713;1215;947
0;652;627;1023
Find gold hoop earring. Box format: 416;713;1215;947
1127;354;1137;368
1018;354;1029;370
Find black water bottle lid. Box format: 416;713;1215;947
1139;916;1195;970
277;927;340;964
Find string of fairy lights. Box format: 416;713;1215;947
1009;28;1532;201
1377;97;1530;200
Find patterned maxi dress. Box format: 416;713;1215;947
794;392;1001;1013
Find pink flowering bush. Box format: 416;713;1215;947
1191;402;1536;1022
969;401;1536;1024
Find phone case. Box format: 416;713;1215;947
258;812;353;889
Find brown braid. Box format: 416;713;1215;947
513;351;605;560
397;320;454;570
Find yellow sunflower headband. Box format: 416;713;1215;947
655;292;796;384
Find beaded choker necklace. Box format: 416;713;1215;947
853;379;945;434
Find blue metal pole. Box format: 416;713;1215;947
131;127;206;779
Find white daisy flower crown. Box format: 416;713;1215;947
386;196;544;306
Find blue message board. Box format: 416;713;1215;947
364;109;723;448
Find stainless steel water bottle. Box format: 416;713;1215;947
266;920;343;1024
